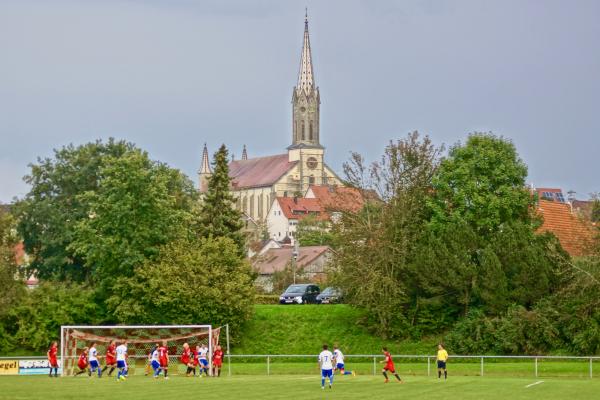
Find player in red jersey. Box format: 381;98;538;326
75;347;89;376
212;345;223;377
180;343;195;377
380;347;403;383
158;341;169;379
104;340;117;376
47;341;59;377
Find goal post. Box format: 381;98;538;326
60;325;220;377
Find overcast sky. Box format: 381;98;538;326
1;0;599;203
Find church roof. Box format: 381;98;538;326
275;197;328;221
229;154;297;189
307;185;365;213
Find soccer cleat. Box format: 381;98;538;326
384;379;389;383
329;384;332;389
165;377;169;380
119;375;126;381
352;371;356;377
321;387;325;390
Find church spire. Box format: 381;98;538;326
296;9;315;95
290;11;321;149
200;143;211;174
242;145;248;160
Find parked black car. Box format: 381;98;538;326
279;284;320;304
316;287;343;304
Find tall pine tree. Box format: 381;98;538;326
198;144;245;254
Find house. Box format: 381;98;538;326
247;238;282;258
535;187;567;203
252;245;333;293
266;197;326;243
537;199;596;257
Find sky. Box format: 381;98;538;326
1;0;599;203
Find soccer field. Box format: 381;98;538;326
1;375;599;400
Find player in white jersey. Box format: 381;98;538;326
333;345;355;376
88;343;102;377
115;341;128;381
318;344;334;389
150;344;161;378
197;344;209;377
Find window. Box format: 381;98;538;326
309;121;313;140
309;176;315;184
301;121;305;140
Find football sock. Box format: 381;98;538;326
108;367;115;376
394;373;401;381
88;369;91;376
321;377;325;387
382;371;388;379
164;369;168;378
330;375;334;385
98;367;102;377
54;368;58;377
438;370;441;378
75;370;85;376
344;371;352;375
218;369;221;377
192;367;196;376
117;370;121;379
444;370;447;379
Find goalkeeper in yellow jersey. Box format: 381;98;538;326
436;344;448;380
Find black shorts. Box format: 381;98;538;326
437;360;446;369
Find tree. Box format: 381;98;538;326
296;215;337;247
108;236;255;333
15;139;136;282
198;144;245;255
332;132;443;338
429;133;533;236
68;149;198;299
0;207;25;318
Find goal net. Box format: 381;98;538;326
60;325;220;377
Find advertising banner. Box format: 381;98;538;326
0;360;19;375
18;359;62;375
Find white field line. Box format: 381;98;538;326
525;380;544;388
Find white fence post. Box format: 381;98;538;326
373;357;376;376
535;357;538;378
480;357;484;376
427;356;431;377
267;356;270;376
590;358;593;379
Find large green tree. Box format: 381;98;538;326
108;236;255;332
429;133;533;235
69;149;198;298
0;207;25;318
198;144;245;254
15;139;135;282
332;132;443;338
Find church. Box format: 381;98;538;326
199;15;342;223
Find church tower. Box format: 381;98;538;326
288;11;327;192
290;12;321;149
198;143;212;192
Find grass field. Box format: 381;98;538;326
1;374;599;400
234;305;436;354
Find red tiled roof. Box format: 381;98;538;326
537;200;596;257
252;245;332;274
229;154;297;189
308;185;364;213
276;197;327;221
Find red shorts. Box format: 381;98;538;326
77;362;87;370
160;359;168;368
105;357;116;365
213;360;222;367
49;359;58;368
384;364;395;373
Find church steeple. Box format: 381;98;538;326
198;143;212;192
242;145;248;160
290;11;321;149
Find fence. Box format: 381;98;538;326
1;354;598;379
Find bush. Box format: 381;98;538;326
255;295;280;304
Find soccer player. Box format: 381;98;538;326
115;341;128;381
380;347;402;383
212;345;223;377
318;344;334;389
158;341;169;379
104;340;117;377
197;344;209;377
333;345;355;376
437;343;449;380
150;344;161;378
74;347;89;376
88;342;102;377
47;341;59;378
181;343;195;376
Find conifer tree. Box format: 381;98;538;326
198;144;245;254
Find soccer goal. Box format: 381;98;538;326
60;325;220;377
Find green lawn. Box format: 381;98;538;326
234;305;436;354
1;374;598;400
